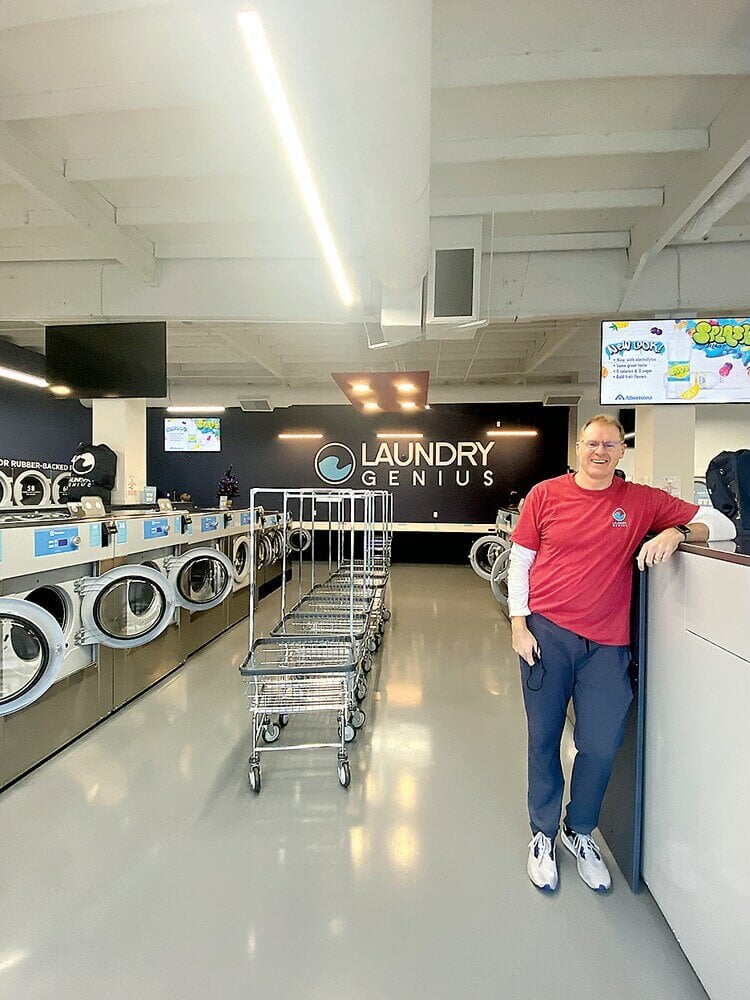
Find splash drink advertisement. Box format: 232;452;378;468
600;318;750;404
164;417;221;452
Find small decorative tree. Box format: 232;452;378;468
217;465;240;507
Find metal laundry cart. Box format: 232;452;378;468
239;487;392;792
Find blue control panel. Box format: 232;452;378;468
143;517;169;540
240;512;251;525
265;514;278;527
172;515;184;534
116;520;128;544
34;527;80;557
201;515;219;532
89;523;102;548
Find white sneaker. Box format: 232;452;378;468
561;825;612;892
527;831;558;892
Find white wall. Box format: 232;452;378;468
694;404;750;476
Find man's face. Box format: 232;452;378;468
576;421;626;483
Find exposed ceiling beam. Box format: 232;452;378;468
626;79;750;290
0;79;218;121
116;206;254;226
0;0;188;30
522;325;581;373
488;232;630;253
0;122;157;282
433;48;750;89
211;326;288;381
677;225;750;245
432;129;708;164
66;155;242;182
0;209;71;227
0;244;112;262
433;189;663;216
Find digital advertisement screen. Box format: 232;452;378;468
164;418;221;452
600;318;750;405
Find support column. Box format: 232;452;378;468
634;405;696;499
92;398;147;505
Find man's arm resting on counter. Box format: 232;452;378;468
637;507;736;570
508;543;540;665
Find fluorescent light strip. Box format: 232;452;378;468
377;432;424;440
167;406;225;414
0;365;48;389
237;11;354;306
486;429;538;437
278;433;324;440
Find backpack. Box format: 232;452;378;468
705;450;750;531
66;443;118;505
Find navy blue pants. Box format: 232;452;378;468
520;613;633;838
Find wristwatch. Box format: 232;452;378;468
673;524;691;540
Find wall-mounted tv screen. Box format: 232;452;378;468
45;322;167;398
601;318;750;405
164;417;221;452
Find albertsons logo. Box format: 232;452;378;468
314;443;356;484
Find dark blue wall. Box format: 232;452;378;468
146;402;569;523
0;341;91;475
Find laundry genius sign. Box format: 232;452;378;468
314;439;497;488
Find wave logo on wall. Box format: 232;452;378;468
314;443;356;485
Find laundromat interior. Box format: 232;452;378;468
1;3;749;999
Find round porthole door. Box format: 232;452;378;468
166;546;234;612
13;470;52;507
79;565;177;649
232;536;251;587
0;470;12;508
0;598;66;716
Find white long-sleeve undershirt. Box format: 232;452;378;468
506;507;737;619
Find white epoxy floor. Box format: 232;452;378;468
0;565;707;1000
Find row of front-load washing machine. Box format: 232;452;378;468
0;468;72;508
0;504;291;789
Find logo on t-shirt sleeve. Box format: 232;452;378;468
612;507;628;528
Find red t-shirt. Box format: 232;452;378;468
511;474;699;645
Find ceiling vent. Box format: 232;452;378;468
543;393;582;407
238;398;272;412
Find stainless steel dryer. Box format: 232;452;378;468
173;511;234;658
225;510;254;628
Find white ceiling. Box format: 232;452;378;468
0;0;748;404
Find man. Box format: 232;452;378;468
508;414;735;893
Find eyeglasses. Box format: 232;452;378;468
580;440;623;451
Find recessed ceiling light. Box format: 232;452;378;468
48;385;72;396
278;432;324;440
167;406;225;414
237;10;354;307
351;382;372;393
399;400;418;410
0;365;48;389
363;401;380;411
377;432;424;440
395;381;417;393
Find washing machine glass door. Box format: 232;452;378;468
232;536;251;586
0;598;66;716
0;470;12;508
167;546;234;611
79;565;177;649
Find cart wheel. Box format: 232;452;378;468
278;714;290;728
382;608;391;621
367;636;378;653
351;708;366;729
248;764;262;793
338;760;351;788
263;722;280;743
377;620;385;635
344;723;356;743
355;682;367;703
362;655;372;674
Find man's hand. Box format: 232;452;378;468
511;618;540;666
637;527;683;571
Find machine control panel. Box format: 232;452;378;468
34;527;81;557
201;515;219;532
240;512;252;526
143;517;170;540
